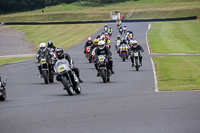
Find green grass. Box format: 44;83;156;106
0;57;33;66
153;56;200;91
8;24;103;50
148;20;200;54
0;0;199;22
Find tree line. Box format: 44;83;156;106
0;0;131;14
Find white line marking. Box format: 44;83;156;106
146;23;158;92
150;57;158;92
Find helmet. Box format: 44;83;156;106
88;37;92;42
129;34;133;37
39;43;46;52
117;35;120;39
130;40;138;48
55;47;64;59
98;41;105;50
94;39;99;46
48;41;53;47
105;24;107;26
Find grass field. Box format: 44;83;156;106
153;56;200;91
0;57;32;66
148;20;200;54
149;20;200;91
8;24;103;50
0;0;199;22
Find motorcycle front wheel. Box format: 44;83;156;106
62;76;74;96
42;71;49;84
101;69;107;83
0;90;6;101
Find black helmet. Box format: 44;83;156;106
48;41;53;47
55;47;64;59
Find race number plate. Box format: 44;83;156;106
59;66;65;71
99;56;105;61
41;59;46;63
134;52;139;56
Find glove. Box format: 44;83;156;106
105;59;108;63
35;60;38;63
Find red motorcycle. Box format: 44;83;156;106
85;46;92;63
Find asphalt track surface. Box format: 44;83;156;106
0;23;200;133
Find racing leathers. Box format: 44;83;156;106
54;53;83;83
130;45;144;66
94;46;114;76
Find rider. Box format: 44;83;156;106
95;41;114;77
104;24;108;32
47;41;56;52
90;39;99;54
84;37;93;54
129;40;144;67
108;28;112;36
104;33;110;40
36;43;54;78
104;37;111;48
115;35;121;41
55;47;83;83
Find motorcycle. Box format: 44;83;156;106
120;44;129;61
55;59;81;96
115;40;121;53
132;51;141;71
119;28;123;35
39;55;54;84
91;47;97;63
96;55;111;83
85;46;92;63
0;75;7;101
108;31;112;37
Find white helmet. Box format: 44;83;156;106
130;40;137;48
39;43;47;52
98;41;105;50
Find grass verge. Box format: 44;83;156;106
0;57;33;66
153;56;200;91
8;24;103;50
148;20;200;54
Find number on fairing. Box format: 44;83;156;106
134;52;139;56
41;59;46;63
59;66;65;72
99;56;105;61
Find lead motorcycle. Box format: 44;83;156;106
132;51;141;71
55;59;81;96
96;55;111;83
0;75;7;101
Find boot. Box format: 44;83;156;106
131;62;134;67
110;68;115;74
96;71;100;77
78;76;83;83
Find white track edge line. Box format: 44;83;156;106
146;23;158;92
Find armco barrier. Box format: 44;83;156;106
2;16;197;25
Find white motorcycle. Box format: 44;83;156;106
55;59;81;96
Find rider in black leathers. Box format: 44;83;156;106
47;41;56;52
129;40;144;67
94;41;114;77
36;43;54;78
55;47;83;83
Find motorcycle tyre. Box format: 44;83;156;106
122;54;126;62
101;69;107;83
42;71;49;84
0;90;6;101
62;76;74;96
